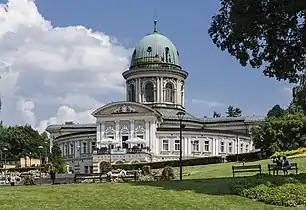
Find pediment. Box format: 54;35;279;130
92;101;162;117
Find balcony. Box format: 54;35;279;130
94;146;150;155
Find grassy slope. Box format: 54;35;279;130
1;158;306;210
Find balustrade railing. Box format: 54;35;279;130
94;147;150;155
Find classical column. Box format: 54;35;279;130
160;77;164;103
150;120;155;151
156;77;160;103
145;120;149;141
176;79;180;105
115;121;120;146
96;121;101;142
130;120;135;139
101;122;105;141
138;79;142;103
215;138;219;155
184;137;188;156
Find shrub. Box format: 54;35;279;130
115;156;222;170
142;165;151;176
23;175;36;185
270;148;306;159
100;161;112;174
230;174;306;207
0;166;45;173
226;151;265;162
161;166;175;180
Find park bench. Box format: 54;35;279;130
74;173;106;183
232;164;262;177
268;163;298;175
121;170;139;182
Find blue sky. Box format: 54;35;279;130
0;0;293;122
33;0;293;117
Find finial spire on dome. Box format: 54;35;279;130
154;19;157;32
153;9;157;32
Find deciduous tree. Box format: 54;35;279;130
267;104;286;118
209;0;306;82
251;110;306;155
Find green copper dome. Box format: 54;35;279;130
130;21;181;69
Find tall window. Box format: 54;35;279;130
165;82;174;103
220;142;225;153
128;84;136;102
204;141;210;152
70;143;74;155
82;142;87;154
192;140;199;152
240;143;244;153
145;82;154;102
228;142;232;153
246;144;249;153
162;139;169;151
64;145;68;156
91;142;96;152
174;140;180;151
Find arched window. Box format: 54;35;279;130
145;82;154;102
128;84;136;102
165;82;174;103
181;84;184;105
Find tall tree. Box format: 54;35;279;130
226;105;242;117
267;104;286;118
292;74;306;113
209;0;306;83
49;141;66;173
252;110;306;155
0;125;47;160
213;111;221;118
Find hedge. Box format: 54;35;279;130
0;166;45;173
226;151;266;162
114;156;222;170
230;174;306;207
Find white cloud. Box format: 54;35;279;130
0;0;131;132
191;99;224;107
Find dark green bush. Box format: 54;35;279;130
161;166;175;180
23;175;36;185
230;174;306;207
100;161;112;174
142;165;151;176
226;151;266;162
0;166;45;173
115;156;222;170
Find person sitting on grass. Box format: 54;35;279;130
282;156;291;175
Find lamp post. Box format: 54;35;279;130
76;145;80;174
108;141;112;163
236;133;239;162
29;152;32;167
45;141;48;164
3;148;7;184
38;145;43;185
176;111;185;181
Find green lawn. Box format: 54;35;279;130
1;158;306;210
